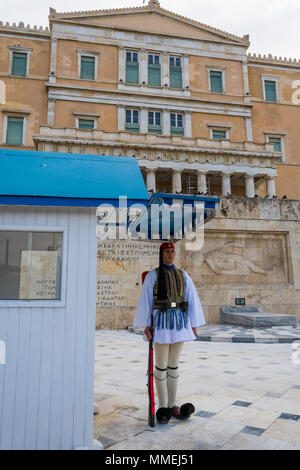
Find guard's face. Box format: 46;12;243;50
163;248;176;266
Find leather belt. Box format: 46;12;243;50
153;301;189;312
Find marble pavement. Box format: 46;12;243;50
93;328;300;450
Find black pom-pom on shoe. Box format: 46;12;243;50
156;407;171;424
180;403;195;419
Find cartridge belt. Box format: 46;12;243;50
153;301;189;312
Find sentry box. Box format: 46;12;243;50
0;149;149;450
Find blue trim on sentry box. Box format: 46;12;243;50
0;195;149;208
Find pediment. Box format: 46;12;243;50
50;5;249;46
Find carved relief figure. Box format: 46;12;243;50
203;242;268;275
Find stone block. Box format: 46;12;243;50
221;308;297;328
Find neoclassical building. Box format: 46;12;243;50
1;0;300;200
1;1;300;327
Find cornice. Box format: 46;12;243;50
0;20;50;37
46;82;254;109
248;52;300;69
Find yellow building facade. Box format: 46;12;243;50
1;1;300;327
1;0;300;199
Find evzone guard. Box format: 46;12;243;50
134;242;205;424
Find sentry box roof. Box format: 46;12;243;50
0;148;149;207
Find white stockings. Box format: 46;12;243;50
154;342;183;409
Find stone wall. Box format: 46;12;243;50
180;197;300;324
96;198;300;329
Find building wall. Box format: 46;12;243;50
190;56;245;99
54;100;118;132
0;34;50;149
56;39;119;88
0;205;96;450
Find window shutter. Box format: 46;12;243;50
170;66;182;89
148;125;162;134
170;126;184;136
6;117;24;145
265;81;276;102
212;130;227;140
148;64;161;87
269;137;281;152
12;52;27;77
210;71;223;93
78;119;94;129
126;62;139;84
80;56;95;80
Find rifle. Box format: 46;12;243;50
142;270;155;428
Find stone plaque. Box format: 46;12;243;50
97;240;160;307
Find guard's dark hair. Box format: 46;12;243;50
157;247;167;300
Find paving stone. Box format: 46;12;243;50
213;405;281;428
233;401;252;407
279;413;300;421
195;410;216;418
242;425;266;436
264;419;300;443
97;435;119;449
221;432;300;450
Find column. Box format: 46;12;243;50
118;105;125;131
172;170;182;193
242;61;250;97
185;112;192;138
245;174;255;198
162;110;170;136
118;47;126;82
146;169;156;192
197;171;208;194
47;99;55;126
50;38;57;79
245;116;253;142
266;176;276;197
183;54;190;89
162;53;169;87
140;49;148;85
140;107;148;133
222;173;232;196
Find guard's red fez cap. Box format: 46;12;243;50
160;242;175;250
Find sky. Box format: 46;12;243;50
1;0;300;59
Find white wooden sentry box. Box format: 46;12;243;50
0;148;149;450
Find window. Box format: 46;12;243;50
125;109;139;133
80;56;95;80
148;54;161;87
11;52;28;77
0;231;63;300
148;111;162;134
5;117;24;145
264;80;277;102
267;136;283;162
212;129;227;140
170;113;184;136
126;51;139;84
210;70;223;93
169;56;182;89
78;119;95;130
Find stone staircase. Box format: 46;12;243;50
221;306;298;328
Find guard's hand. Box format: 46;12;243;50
144;326;152;340
192;327;198;337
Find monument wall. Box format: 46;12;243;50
96;198;300;329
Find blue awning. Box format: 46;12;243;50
127;192;220;241
0;148;149;207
